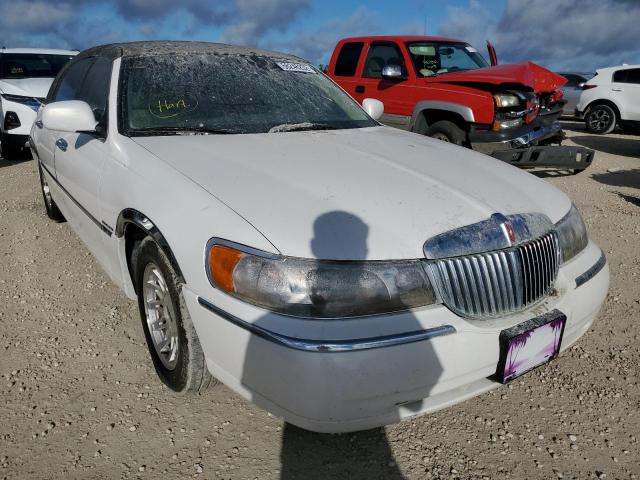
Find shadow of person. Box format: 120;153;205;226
241;211;443;479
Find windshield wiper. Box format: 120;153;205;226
268;122;339;133
132;126;244;136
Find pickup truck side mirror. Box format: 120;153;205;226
42;100;99;134
362;98;384;120
381;65;405;80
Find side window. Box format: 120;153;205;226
77;57;112;124
625;68;640;84
613;69;628;83
334;42;363;77
53;58;94;102
363;43;406;79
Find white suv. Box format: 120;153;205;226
0;48;76;159
576;65;640;134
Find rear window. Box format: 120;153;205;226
334;42;363;77
0;53;75;79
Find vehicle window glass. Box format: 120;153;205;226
363;43;406;79
334;42;363;77
613;70;628;83
562;74;581;87
407;42;488;77
122;54;377;135
54;58;94;102
624;68;640;84
78;57;112;123
0;53;75;79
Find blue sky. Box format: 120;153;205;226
1;0;639;71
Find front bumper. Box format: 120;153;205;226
185;241;608;433
0;99;39;136
470;116;594;172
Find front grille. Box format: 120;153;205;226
431;231;559;318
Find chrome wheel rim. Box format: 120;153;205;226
142;263;179;370
588;108;612;132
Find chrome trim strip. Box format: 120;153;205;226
197;297;456;353
575;250;606;288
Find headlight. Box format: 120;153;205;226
555;204;588;263
1;93;42;112
492;118;523;131
206;242;437;318
494;93;521;108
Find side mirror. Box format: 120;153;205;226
381;64;404;79
42;100;98;133
362;98;384;121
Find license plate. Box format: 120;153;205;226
495;310;566;383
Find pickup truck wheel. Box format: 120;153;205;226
133;237;214;393
38;163;66;222
585;104;617;134
425;120;467;145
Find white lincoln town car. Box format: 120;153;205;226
30;42;609;433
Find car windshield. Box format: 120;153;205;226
406;42;489;78
0;53;75;79
122;53;377;135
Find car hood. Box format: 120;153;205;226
132;126;570;260
0;77;54;98
429;62;567;93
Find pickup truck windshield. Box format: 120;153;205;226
407;42;489;78
0;53;75;79
122;54;377;135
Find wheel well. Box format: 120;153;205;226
585;99;621;119
413;109;470;134
124;223;148;294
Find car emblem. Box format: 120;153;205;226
501;221;517;245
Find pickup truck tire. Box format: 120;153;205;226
133;236;214;394
425;120;467;145
585;104;617;134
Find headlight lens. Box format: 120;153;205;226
555;204;588;263
492;118;523;131
1;93;42;112
207;243;437;318
494;93;521;108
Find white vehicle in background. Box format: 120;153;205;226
576;64;640;134
31;42;609;433
0;48;76;159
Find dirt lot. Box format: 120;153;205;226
0;124;638;480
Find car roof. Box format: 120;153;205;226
338;35;467;44
595;64;640;74
0;48;78;55
75;40;304;62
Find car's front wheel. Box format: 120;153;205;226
133;236;214;393
38;163;66;222
0;133;23;160
585;104;617;134
425;120;467;145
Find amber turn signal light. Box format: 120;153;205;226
208;245;244;293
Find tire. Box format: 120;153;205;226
38;162;66;222
132;236;214;393
0;133;23;160
425;120;467;145
585;104;617;134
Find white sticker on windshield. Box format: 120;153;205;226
465;46;478;53
276;62;315;73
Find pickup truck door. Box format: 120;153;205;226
354;41;415;130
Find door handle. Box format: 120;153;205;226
612;88;622;92
355;85;365;93
55;138;68;152
35;120;43;129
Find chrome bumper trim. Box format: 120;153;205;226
197;297;456;353
575;249;606;288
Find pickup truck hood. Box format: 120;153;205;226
132;126;569;260
0;77;53;98
429;62;567;93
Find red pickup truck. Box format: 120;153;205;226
328;36;593;172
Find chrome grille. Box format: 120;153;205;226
431;232;559;318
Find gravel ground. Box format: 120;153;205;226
0;124;638;480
